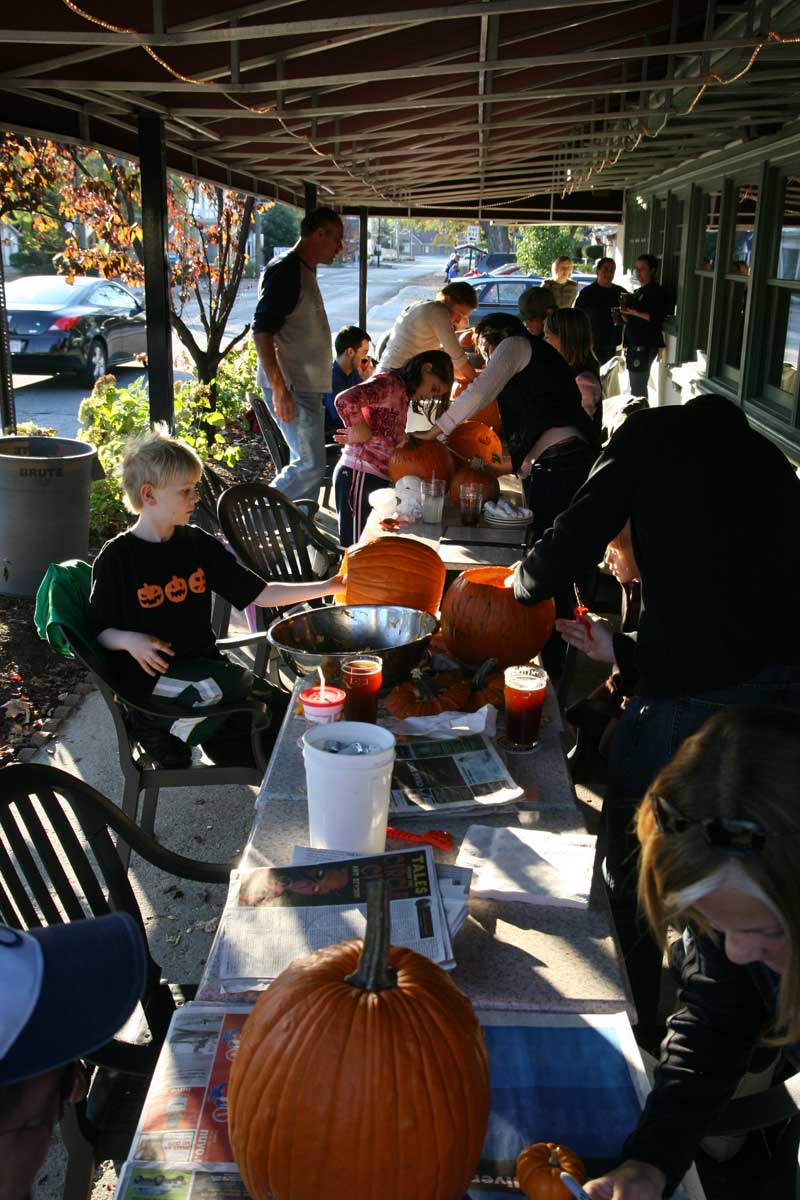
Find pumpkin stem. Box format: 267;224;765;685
472;658;499;691
344;879;398;993
548;1148;561;1168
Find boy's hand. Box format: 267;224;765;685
122;632;174;677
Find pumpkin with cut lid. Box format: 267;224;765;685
228;881;491;1200
440;566;555;668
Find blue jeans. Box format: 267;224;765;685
262;385;326;501
603;664;800;1024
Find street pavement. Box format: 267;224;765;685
10;256;447;437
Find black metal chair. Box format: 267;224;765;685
36;560;272;865
0;762;233;1200
217;482;343;681
194;462;234;637
247;387;339;508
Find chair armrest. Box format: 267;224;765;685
85;1037;162;1076
294;498;319;520
121;692;269;725
86;795;236;881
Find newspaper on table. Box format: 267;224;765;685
291;844;472;938
390;732;522;816
115;1006;699;1200
456;825;596;909
213;845;455;991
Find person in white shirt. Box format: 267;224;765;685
378;281;479;387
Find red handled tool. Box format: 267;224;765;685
573;584;593;641
386;826;454;851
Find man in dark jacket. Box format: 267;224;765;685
512;393;800;1027
575;256;629;366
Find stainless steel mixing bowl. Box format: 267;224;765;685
267;604;437;685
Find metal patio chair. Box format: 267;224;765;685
0;762;233;1200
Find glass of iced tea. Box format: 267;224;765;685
460;482;483;527
341;654;383;723
503;665;548;748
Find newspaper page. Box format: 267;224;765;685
391;733;522;815
456;826;596;909
291;845;472;938
214;846;453;987
116;1165;247;1200
125;1004;249;1168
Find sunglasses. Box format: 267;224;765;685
650;794;767;853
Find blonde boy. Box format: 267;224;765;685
89;427;342;767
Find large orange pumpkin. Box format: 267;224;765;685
516;1143;587;1199
387;436;454;484
447;420;502;466
228;881;491;1200
440;566;555;668
475;397;503;434
342;535;445;615
449;464;500;506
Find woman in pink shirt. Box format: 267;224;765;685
333;349;454;546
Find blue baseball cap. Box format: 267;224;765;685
0;913;147;1085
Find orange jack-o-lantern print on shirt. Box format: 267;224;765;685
138;582;164;608
188;566;207;594
165;575;188;603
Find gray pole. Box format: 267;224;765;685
138;112;174;429
304;181;318;214
358;207;369;331
0;247;16;434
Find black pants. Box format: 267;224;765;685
333;464;387;547
625;346;658;399
523;442;597;678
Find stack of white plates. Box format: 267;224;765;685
483;505;533;527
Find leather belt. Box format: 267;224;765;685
537;436;587;461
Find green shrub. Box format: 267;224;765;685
14;421;57;437
78;373;241;543
214;338;259;423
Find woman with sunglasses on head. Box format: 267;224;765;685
585;706;800;1199
541;307;602;436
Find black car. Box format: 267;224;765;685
7;274;147;386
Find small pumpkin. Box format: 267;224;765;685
516;1143;587;1200
387;435;454;484
440;566;555;668
385;667;471;718
449;464;500;506
164;574;188;603
466;658;505;710
447;420;502;466
188;566;207;594
475;397;503;434
341;535;445;616
137;582;163;608
228;881;491;1200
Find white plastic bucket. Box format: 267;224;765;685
302;721;396;854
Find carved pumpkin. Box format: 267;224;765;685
137;582;163;609
440;566;555;668
342;536;445;616
164;575;188;603
385;667;471;717
516;1143;587;1200
449;464;500;506
466;658;505;710
387;436;454;485
447;420;502;466
229;881;491;1200
475;397;502;434
188;566;207;594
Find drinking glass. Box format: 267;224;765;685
341;654;383;723
421;477;447;523
503;665;548;748
459;482;483;527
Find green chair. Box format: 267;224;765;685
34;560;271;864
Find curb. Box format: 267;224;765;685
16;678;94;762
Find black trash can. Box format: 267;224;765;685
0;435;104;598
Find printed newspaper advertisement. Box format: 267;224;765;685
213;846;453;987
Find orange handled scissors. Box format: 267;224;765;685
573;584;593;641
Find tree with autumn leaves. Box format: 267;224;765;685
1;132;269;393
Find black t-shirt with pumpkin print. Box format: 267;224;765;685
89;525;264;691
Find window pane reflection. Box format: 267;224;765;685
699;191;720;268
730;184;758;273
723;281;747;371
775;176;800;281
767;290;800;395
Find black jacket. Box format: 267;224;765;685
513;394;800;697
624;927;788;1195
